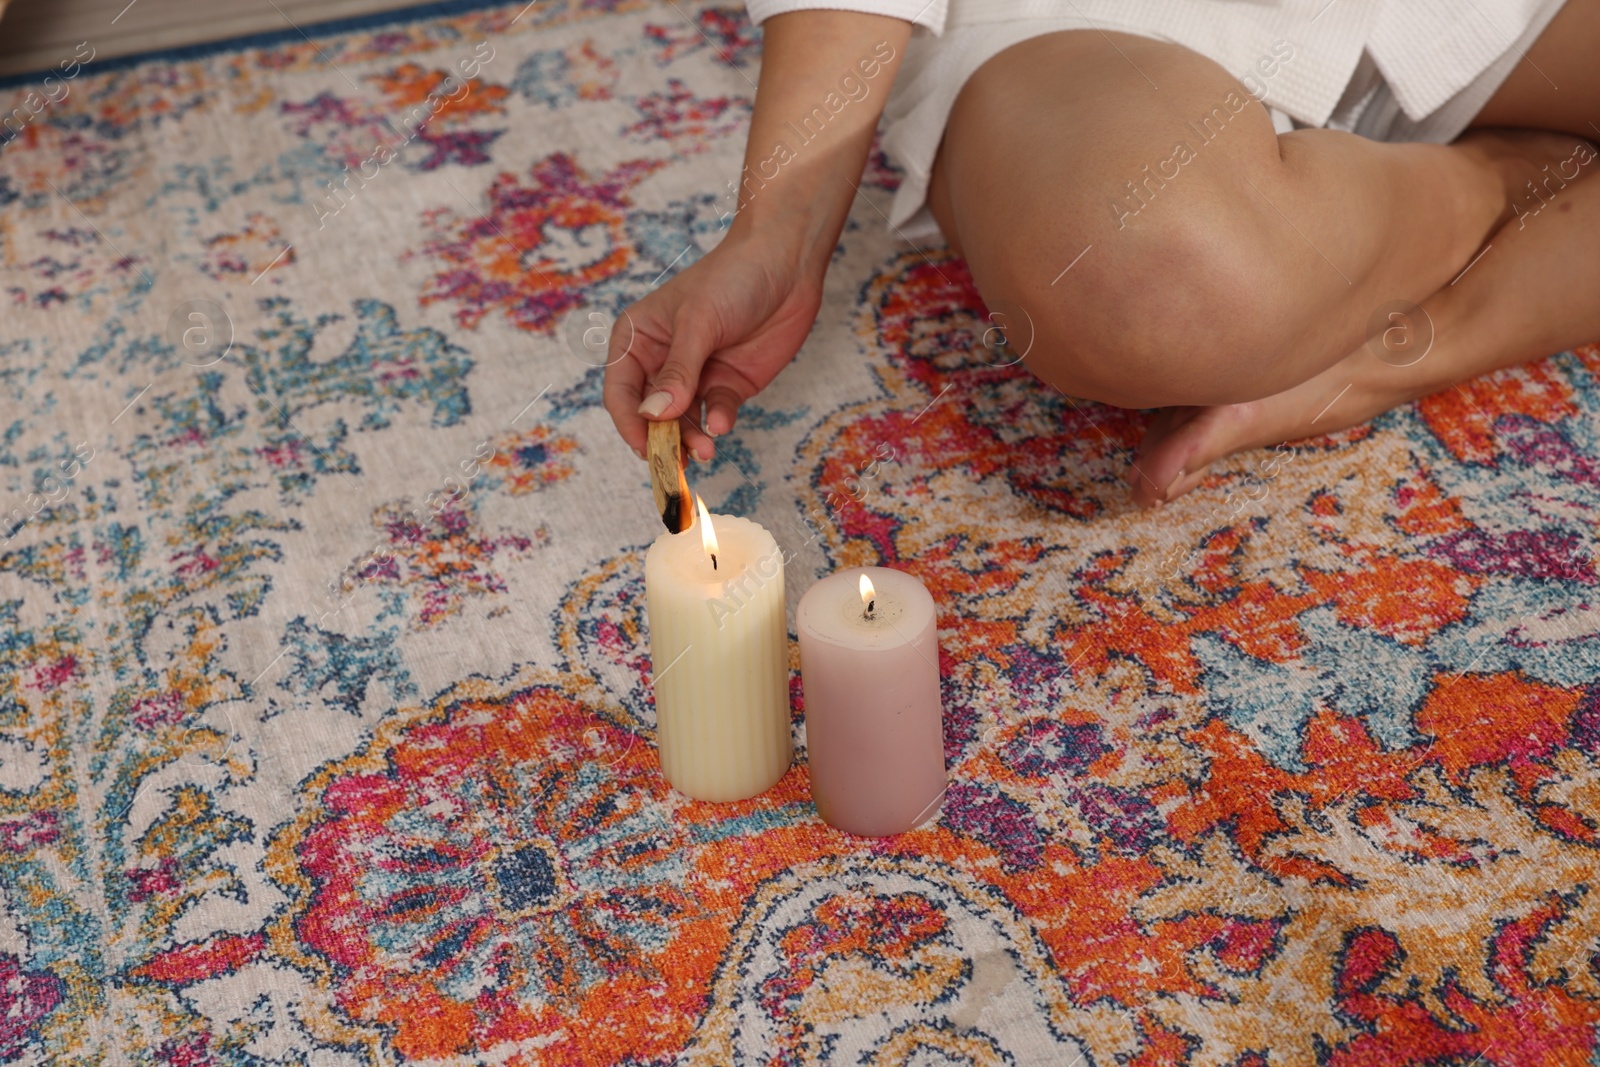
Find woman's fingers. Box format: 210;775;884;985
678;402;716;463
603;295;678;457
699;350;765;441
701;384;746;438
638;313;720;424
603;297;726;463
602;351;651;459
660;363;760;464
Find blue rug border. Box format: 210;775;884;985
0;0;532;89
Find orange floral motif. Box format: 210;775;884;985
1572;340;1600;377
372;62;511;118
200;212;294;280
416;152;665;332
1300;555;1478;645
1414;670;1584;790
1327;902;1600;1065
1391;465;1473;537
483;426;581;495
272;677;702;1064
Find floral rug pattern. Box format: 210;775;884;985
0;1;1596;1064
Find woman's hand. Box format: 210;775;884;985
602;227;823;463
601;8;912;462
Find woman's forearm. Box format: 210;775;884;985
729;10;912;277
601;9;913;456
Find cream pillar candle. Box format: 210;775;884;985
644;498;792;802
796;565;946;836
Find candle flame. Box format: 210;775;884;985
696;495;718;559
859;573;875;606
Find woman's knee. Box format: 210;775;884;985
997;204;1293;407
949;145;1301;407
935;33;1312;406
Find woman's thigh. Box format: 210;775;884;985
1469;0;1600;137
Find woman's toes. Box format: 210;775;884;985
1127;407;1198;506
1129;409;1212;507
1129;400;1266;507
1161;465;1213;502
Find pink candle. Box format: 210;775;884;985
796;565;945;836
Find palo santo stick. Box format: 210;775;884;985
647;419;692;533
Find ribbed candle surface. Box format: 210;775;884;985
644;514;792;802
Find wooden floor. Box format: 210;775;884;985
0;0;434;77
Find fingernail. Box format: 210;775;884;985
1163;468;1186;501
637;391;673;419
695;445;713;463
632;447;645;461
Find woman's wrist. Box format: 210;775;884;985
725;190;843;282
723;10;912;281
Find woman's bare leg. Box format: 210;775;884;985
923;30;1541;412
1128;154;1600;503
1470;0;1600;137
1122;0;1600;505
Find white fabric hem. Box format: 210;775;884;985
744;0;948;33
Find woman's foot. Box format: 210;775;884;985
1128;323;1448;507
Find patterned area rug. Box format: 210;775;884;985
2;1;1598;1063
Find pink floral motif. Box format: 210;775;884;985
352;497;539;628
625;78;749;146
645;5;761;68
0;953;64;1061
0;812;59;854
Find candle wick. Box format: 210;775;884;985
711;553;718;571
864;598;876;620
